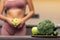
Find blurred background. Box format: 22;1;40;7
26;0;60;25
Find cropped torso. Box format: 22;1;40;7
4;0;27;18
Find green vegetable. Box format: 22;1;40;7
53;31;58;36
37;19;58;35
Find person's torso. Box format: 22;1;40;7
4;0;27;18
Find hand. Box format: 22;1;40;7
16;19;25;28
6;17;14;26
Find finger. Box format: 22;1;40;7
18;23;23;29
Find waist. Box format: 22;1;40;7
6;8;25;19
6;14;24;19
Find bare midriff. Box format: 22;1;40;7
5;0;26;19
6;8;25;19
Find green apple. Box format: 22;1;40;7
32;27;38;35
12;18;19;25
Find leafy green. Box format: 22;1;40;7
37;19;57;35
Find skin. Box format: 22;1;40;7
0;0;34;28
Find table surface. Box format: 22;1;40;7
0;35;60;38
0;35;60;40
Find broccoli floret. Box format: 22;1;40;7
37;19;57;35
